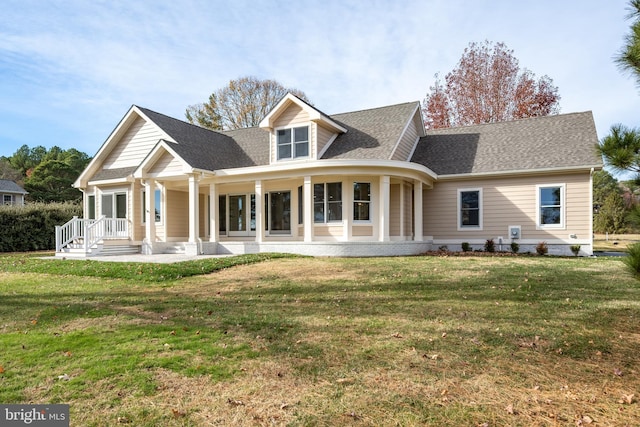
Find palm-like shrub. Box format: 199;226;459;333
623;242;640;279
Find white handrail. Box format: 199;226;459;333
55;216;130;252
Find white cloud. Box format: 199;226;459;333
0;0;638;156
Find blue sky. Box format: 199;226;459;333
1;0;638;163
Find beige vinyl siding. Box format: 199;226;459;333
314;225;343;237
166;190;189;239
390;184;401;236
273;103;310;128
423;172;592;241
403;182;413;237
316;123;337;157
149;151;184;176
103;117;165;169
199;193;207;238
353;225;373;237
391;119;419;161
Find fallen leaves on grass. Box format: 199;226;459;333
227;398;245;406
171;409;186;418
619;394;635;404
575;414;593;425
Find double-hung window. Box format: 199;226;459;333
458;188;482;230
353;182;371;221
538;184;564;228
314;182;342;223
277;126;309;160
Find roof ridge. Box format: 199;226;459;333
135;105;231;137
425;111;593;132
331;101;419;117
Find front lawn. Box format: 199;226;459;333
0;253;638;426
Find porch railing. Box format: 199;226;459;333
55;216;130;253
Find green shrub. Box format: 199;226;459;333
484;239;495;253
461;242;472;252
536;241;548;256
570;245;581;256
623;242;640;279
510;241;520;254
0;202;81;252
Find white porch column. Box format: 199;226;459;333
209;184;218;243
413;180;423;241
255;180;263;243
188;174;199;243
399;182;405;239
379;175;390;242
143;179;156;254
304;176;313;242
343;179;351;241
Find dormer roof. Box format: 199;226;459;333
259;93;347;134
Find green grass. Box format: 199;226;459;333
0;253;639;426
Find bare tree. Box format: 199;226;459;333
186;76;311;131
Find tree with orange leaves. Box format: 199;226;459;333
422;41;560;129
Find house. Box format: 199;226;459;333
56;93;602;258
0;180;27;206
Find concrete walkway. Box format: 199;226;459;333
49;253;234;264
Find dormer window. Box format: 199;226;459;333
277;126;309;160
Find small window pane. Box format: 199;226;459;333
541;187;560;206
154;189;161;222
327;183;342;222
277;129;291;143
314;184;325;223
541;207;561;225
295;141;308;157
218;195;226;233
294;126;308;142
353;182;370;221
88;195;96;220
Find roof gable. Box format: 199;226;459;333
411;112;603;175
259;93;347;133
75;105;173;187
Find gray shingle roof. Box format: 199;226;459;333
91;167;137;181
137;107;265;170
322;102;419;160
411;112;602;175
0;179;27;194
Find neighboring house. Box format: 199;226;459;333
0;180;27;206
56;94;602;258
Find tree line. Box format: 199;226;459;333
0;145;91;203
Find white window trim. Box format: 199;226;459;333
314;182;344;224
226;193;257;237
266;190;293;236
353;181;372;223
536;183;565;229
457;188;483;231
275;124;310;162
